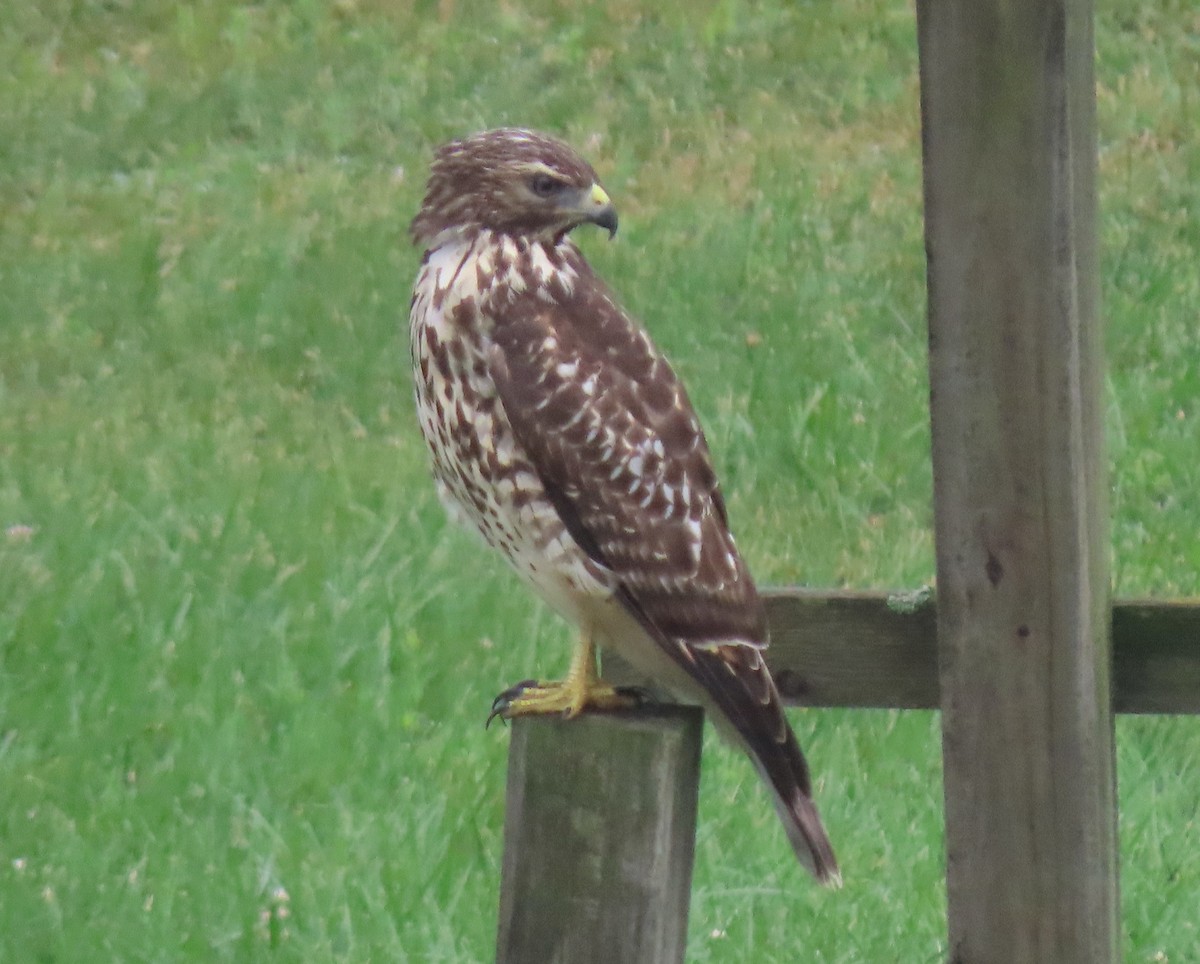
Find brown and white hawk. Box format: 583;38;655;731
408;128;838;884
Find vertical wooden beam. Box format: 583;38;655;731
496;708;703;964
915;1;1118;961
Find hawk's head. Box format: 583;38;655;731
410;128;618;249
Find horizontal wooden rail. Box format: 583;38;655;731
764;589;1200;714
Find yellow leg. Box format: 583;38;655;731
491;630;638;721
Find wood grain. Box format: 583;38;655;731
763;590;1200;715
496;707;703;964
916;0;1118;958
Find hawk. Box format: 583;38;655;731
409;128;838;884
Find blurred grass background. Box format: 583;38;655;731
1;0;1197;960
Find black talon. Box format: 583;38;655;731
492;679;538;709
486;679;540;729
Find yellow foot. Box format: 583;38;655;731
487;678;644;727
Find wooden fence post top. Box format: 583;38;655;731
496;708;704;964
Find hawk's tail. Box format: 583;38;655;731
608;590;839;883
679;642;840;885
749;724;841;887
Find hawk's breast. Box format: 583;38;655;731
409;232;615;618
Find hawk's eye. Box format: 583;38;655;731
529;174;562;198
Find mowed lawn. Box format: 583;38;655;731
1;1;1198;960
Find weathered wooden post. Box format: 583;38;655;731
496;708;703;964
916;0;1118;961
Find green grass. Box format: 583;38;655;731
1;0;1198;960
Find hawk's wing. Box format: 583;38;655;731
485;258;839;883
486;265;764;648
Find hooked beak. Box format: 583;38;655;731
583;183;618;238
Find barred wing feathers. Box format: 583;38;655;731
486;263;839;884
